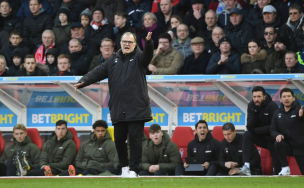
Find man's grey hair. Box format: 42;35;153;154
69;38;82;46
42;30;55;39
142;12;157;25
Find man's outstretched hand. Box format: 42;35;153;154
146;32;152;41
74;82;84;91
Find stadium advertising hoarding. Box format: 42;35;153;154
0;109;17;127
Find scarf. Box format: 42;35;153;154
35;43;55;64
92;21;102;30
142;23;158;48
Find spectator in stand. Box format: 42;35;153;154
2;0;20;17
265;36;289;73
155;0;184;32
50;54;75;76
0;56;8;77
138;12;164;50
275;0;304;23
241;39;268;74
85;7;114;55
179;37;211;74
205;27;225;54
1;0;22;34
79;8;91;29
284;51;304;73
208;0;245;15
34;30;56;65
172;24;192;59
45;48;59;75
0;16;9;50
52;8;71;47
206;37;241;74
8;48;24;76
167;15;183;40
197;10;218;48
114;12;135;51
95;0;127;26
261;26;277;55
224;8;253;54
68;38;93;75
126;0;152;32
279;4;304;52
1;30;30;68
149;33;183;75
184;0;207;37
152;0;181;13
246;0;270;27
17;0;53;21
88;38;114;72
16;55;49;76
22;0;53;52
52;0;85;24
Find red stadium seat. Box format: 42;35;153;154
211;126;224;142
26;128;43;151
288;156;301;175
255;146;273;175
67;127;81;153
0;131;5;156
171;127;194;162
144;127;149;139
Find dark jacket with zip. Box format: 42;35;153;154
284;63;304;73
40;130;76;172
179;51;211;74
206;50;241;74
78;39;154;124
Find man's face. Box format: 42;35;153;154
69;41;82;53
285;53;298;69
212;28;225;45
143;14;155;28
58;58;71;72
158;38;171;52
94;126;107;139
257;0;270;9
42;33;55;48
192;3;204;12
100;41;114;56
230;13;242;26
177;25;189;41
263;12;276;24
205;12;217;28
264;27;276;43
29;0;42;15
223;0;237;10
13;129;27;143
0;59;6;72
219;41;231;53
223;129;236;143
93;10;103;23
274;42;286;52
160;0;172;15
252;91;266;106
55;124;67;140
71;27;84;39
289;9;302;23
195;123;209;141
149;130;163;145
114;15;126;28
0;2;11;16
9;34;23;46
280;92;295;108
24;58;36;73
120;34;136;54
191;43;204;55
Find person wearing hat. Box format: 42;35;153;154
184;0;207;37
149;33;183;75
85;7;114;56
179;37;211;74
52;7;71;47
224;7;253;55
265;36;289;73
52;0;85;24
8;47;24;76
79;8;92;29
206;36;241;74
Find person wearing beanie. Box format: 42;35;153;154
52;7;71;47
8;48;24;76
52;0;85;24
184;0;207;37
80;8;92;28
206;36;241;74
95;0;127;26
0;0;22;34
45;48;59;75
265;36;289;73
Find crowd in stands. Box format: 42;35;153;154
0;0;304;77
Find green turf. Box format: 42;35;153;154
0;177;303;188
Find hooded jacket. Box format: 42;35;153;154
40;130;76;172
0;135;40;167
271;99;304;155
179;50;211;74
8;48;25;76
172;38;193;60
77;40;154;124
75;132;119;171
206;50;241;74
45;48;59;75
52;22;71;47
241;49;268;74
1;41;30;68
265;49;287;73
284;63;304;73
140;131;183;171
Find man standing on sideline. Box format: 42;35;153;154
74;32;154;178
239;86;280;175
271;88;304;175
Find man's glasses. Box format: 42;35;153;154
289;12;298;15
121;40;134;45
264;32;274;36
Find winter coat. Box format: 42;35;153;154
206;50;241;74
88;54;110;72
0;69;9;77
241;49;267;74
126;0;152;31
52;23;71;47
15;63;49;76
260;41;275;56
52;0;85;24
114;24;135;51
271;99;304;155
205;41;219;54
3;14;22;34
187;132;221;165
0;135;40;167
138;25;163;50
150;47;183;75
254;18;282;43
218;4;248;29
184;9;207;35
60;38;98;58
285;63;304;73
0;30;9;51
75;132;119;171
1;41;30;68
45;48;59;75
40;130;76;172
245;6;263;26
69;48;93;76
179;51;211;74
172;38;193;59
78;40;154;124
155;6;184;32
140;132;183;171
95;0;127;26
17;0;53;21
265;50;287;73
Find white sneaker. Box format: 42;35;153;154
128;171;138;178
121;166;130;178
279;167;291;176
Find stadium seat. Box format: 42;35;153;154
211;126;224;142
26;128;43;151
0;131;5;156
107;127;115;141
171;127;194;162
144;127;149;138
255;146;273;175
288;156;301;175
67;128;81;153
